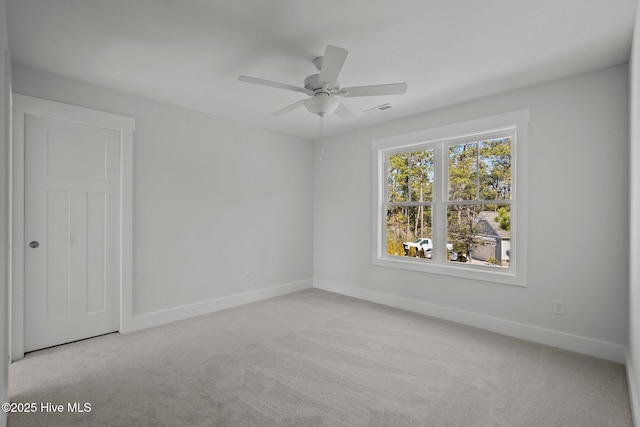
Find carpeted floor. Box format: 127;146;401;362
8;289;633;426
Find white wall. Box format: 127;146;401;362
628;1;640;420
11;64;314;327
314;64;630;362
0;0;8;424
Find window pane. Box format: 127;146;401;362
388;153;409;202
408;150;434;202
479;138;511;200
388;150;434;203
447;204;510;268
386;205;432;259
448;142;478;201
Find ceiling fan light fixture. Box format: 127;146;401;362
304;94;340;117
238;45;407;122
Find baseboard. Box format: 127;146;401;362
130;279;313;331
314;279;626;363
627;349;639;426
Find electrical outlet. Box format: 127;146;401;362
553;300;565;315
244;271;252;281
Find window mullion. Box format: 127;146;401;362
433;143;447;263
475;142;480;201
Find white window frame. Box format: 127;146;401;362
372;110;529;286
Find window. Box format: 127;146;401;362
372;110;529;286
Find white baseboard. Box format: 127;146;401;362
314;279;626;363
130;279;313;331
627;349;639;427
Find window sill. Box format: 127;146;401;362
373;255;526;287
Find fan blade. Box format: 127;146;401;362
340;83;407;97
335;102;355;120
318;45;348;88
271;100;306;116
238;76;313;95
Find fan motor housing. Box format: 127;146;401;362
304;74;337;93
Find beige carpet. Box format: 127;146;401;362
8;289;632;426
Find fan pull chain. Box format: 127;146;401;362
319;115;324;137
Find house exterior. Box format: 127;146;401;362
472;211;510;266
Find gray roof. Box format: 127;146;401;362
475;211;511;239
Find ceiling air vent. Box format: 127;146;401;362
364;103;392;115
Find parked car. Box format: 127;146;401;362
403;238;433;255
446;242;458;261
403;238;458;260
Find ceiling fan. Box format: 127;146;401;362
238;45;407;119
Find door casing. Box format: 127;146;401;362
11;94;135;360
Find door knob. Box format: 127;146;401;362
29;241;39;249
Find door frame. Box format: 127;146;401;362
11;94;135;360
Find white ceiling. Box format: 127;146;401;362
6;0;638;140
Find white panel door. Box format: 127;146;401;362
24;114;120;352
